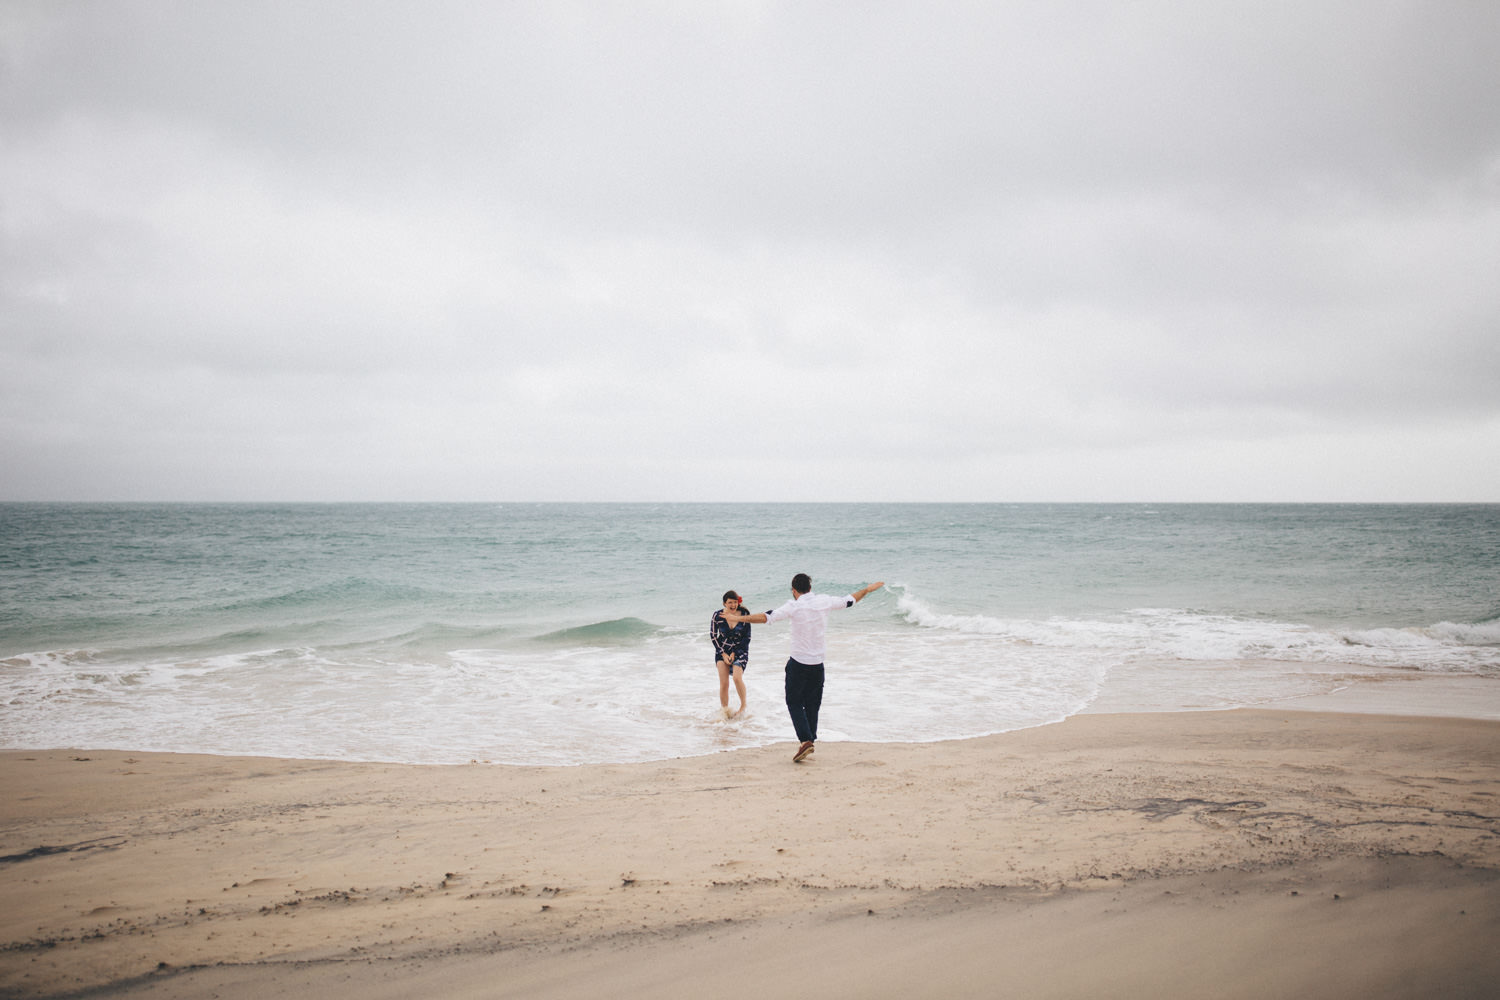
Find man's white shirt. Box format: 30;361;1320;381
763;592;855;664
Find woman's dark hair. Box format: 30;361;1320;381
722;590;741;604
791;573;812;594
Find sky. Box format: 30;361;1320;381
2;1;1498;502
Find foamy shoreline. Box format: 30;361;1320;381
4;667;1495;772
3;707;1499;999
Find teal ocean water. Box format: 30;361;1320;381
2;503;1497;764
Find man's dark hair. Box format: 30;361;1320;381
791;573;812;594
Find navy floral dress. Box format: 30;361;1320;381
710;610;752;670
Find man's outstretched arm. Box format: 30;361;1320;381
851;581;885;603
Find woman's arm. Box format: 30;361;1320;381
710;611;731;653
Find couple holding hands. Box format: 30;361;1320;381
710;573;884;763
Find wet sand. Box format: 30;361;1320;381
3;709;1498;998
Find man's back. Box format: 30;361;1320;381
765;591;853;664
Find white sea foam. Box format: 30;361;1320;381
4;586;1499;765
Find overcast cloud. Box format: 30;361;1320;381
3;1;1498;501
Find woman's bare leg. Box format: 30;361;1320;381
730;665;747;718
716;659;732;716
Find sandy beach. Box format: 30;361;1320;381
3;708;1499;999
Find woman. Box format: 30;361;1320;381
710;590;752;718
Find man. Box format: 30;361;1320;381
724;573;884;762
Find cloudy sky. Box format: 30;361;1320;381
3;1;1497;502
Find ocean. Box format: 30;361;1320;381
2;503;1497;765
